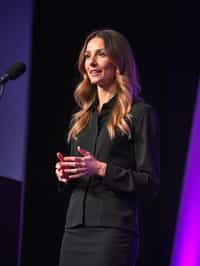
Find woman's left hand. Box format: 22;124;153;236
71;146;107;178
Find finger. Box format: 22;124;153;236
59;161;86;169
64;167;87;174
55;168;62;177
55;162;65;170
57;152;64;162
55;168;65;179
58;178;68;183
55;169;68;183
68;170;88;179
77;146;90;156
62;156;83;162
55;162;61;170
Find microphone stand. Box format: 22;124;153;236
0;83;5;98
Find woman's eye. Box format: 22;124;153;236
84;51;106;59
98;52;106;57
85;54;90;59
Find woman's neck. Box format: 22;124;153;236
97;85;116;112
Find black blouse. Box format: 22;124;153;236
60;97;160;233
92;94;117;130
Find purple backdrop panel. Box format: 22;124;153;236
171;79;200;266
0;1;33;182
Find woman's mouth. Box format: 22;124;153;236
89;69;102;76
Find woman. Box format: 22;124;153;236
55;29;160;266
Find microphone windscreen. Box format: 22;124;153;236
6;62;26;80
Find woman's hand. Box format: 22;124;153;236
55;151;87;183
76;146;107;177
55;146;107;183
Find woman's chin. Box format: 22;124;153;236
89;78;101;84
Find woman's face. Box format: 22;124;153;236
84;37;116;88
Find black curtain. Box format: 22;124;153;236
21;2;199;266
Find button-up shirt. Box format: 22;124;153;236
61;97;160;233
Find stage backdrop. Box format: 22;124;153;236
0;1;33;266
0;1;32;182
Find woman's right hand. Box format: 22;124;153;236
55;152;87;183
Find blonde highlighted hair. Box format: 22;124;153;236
68;29;141;142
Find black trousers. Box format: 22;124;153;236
59;226;139;266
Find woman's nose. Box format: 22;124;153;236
89;55;97;66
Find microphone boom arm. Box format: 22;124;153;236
0;83;5;98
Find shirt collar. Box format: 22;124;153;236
91;94;117;112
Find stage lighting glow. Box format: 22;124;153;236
171;79;200;266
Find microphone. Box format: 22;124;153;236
0;62;26;85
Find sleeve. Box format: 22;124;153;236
102;106;160;197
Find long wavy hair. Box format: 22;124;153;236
67;29;141;142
